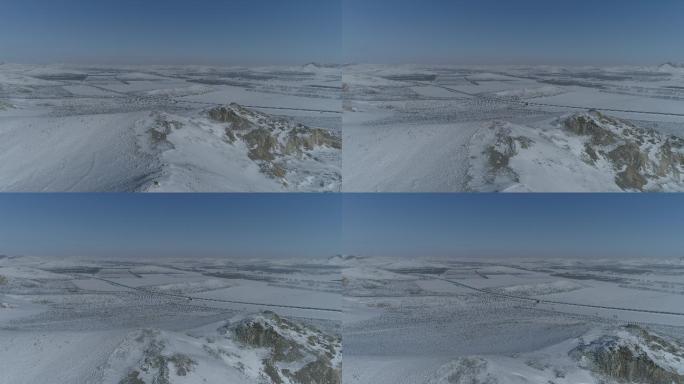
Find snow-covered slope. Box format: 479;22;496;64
342;64;684;192
427;325;684;384
0;63;341;192
0;103;340;192
105;311;342;384
201;103;341;191
467;111;684;192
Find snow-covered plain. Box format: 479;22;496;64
343;64;684;192
3;253;684;383
342;256;684;384
0;255;342;384
0;63;341;191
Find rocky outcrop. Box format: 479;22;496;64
476;123;534;189
147;113;183;148
119;330;197;384
208;105;257;130
564;112;617;146
208;103;341;189
563;111;684;191
607;142;649;190
571;325;684;384
467;112;684;191
231;311;342;384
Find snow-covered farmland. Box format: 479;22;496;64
342;256;684;383
0;63;341;192
343;64;684;192
0;255;342;384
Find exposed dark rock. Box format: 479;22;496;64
571;326;684;384
124;330;197;384
584;143;599;164
562;111;684;191
169;353;197;376
263;359;284;384
232;311;341;384
208;104;255;130
656;139;684;178
118;370;145;384
224;128;237;144
234;312;305;363
564;112;617;146
577;344;683;384
207;103;341;187
286;357;342;384
285;127;342;155
607;142;648;190
148;114;182;147
243;128;278;161
483;127;532;185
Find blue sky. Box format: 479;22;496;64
1;194;682;259
0;0;341;64
0;194;341;258
343;0;684;64
2;0;680;65
342;194;684;259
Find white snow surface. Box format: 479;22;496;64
0;63;341;192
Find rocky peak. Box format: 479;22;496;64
571;325;684;384
229;311;342;384
563;111;684;191
207;103;341;189
208;103;258;131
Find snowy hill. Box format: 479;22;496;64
658;62;684;74
343;64;684;192
0;63;341;192
105;312;341;384
204;103;341;191
0;103;340;192
427;325;684;384
467;111;684;192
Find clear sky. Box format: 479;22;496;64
342;194;684;259
343;0;684;65
0;194;341;258
2;0;680;65
1;194;682;259
0;0;341;65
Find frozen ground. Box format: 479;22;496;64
0;63;341;191
343;64;684;192
341;255;684;383
0;255;342;384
